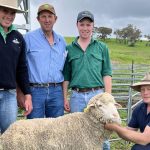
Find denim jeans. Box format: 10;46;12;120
27;84;64;119
0;90;17;134
70;89;103;112
70;89;110;150
131;143;150;150
103;140;110;150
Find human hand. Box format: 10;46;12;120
64;99;70;112
23;94;33;116
16;88;25;108
104;123;119;131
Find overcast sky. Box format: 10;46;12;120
15;0;150;38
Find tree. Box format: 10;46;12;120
114;24;142;47
94;27;112;40
144;34;150;46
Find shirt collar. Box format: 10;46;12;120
73;36;96;46
0;24;16;40
39;28;60;44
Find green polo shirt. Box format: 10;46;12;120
0;24;16;42
63;37;112;88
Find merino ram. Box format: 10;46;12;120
0;92;121;150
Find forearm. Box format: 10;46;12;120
62;81;70;112
62;81;69;100
103;76;112;94
112;125;150;145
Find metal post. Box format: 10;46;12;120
15;0;31;32
127;60;134;123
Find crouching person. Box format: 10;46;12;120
105;72;150;150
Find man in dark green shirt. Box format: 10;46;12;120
63;10;112;150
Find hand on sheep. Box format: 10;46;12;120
104;123;120;131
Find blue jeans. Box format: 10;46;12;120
70;89;103;112
70;89;110;150
131;144;150;150
103;140;110;150
0;90;17;134
27;84;64;119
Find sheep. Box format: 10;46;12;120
0;92;121;150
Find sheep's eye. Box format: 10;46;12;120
99;104;102;107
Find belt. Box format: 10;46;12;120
0;88;13;91
72;86;103;92
0;88;5;91
30;83;62;87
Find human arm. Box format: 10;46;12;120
105;123;150;145
103;75;112;94
16;33;32;116
100;42;112;94
63;81;70;112
16;86;25;108
62;49;71;112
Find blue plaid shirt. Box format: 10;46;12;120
24;28;67;83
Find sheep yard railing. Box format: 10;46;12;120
110;62;150;149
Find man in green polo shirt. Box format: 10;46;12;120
63;10;112;150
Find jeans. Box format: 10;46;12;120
70;89;110;150
103;140;110;150
70;89;103;112
0;90;17;134
131;144;150;150
27;84;64;119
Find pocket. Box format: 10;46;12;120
68;54;81;69
68;55;81;62
30;86;36;92
90;53;103;69
8;89;16;96
28;49;40;55
71;90;79;98
91;53;102;61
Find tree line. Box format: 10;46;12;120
94;24;150;47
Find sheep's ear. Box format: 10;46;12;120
84;103;95;112
84;107;89;112
115;103;122;108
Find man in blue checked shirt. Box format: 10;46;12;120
17;3;70;118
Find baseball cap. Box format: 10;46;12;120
77;11;94;22
37;4;56;15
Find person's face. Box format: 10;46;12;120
77;18;94;39
37;11;57;32
0;7;16;31
140;85;150;104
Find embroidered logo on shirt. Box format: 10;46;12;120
12;38;20;44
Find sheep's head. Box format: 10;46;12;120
85;92;121;125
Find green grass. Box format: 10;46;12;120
65;37;150;64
